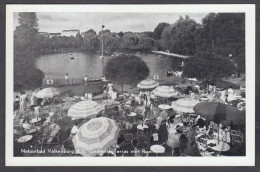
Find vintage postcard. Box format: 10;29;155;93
6;4;255;166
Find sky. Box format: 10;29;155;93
13;12;208;33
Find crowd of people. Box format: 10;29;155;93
13;77;245;157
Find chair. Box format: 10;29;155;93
230;130;244;144
41;124;61;149
123;133;134;142
182;113;190;123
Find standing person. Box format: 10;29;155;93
70;121;79;138
14;95;20;111
227;86;235;102
34;105;42;120
30;92;37;110
84;75;88;85
65;73;69;85
19;91;27;112
195;83;200;93
103;84;107;99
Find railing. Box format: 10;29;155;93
42;77;103;87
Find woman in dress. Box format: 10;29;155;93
19;91;27;112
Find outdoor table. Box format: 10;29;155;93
195;133;205;139
27;128;37;134
137;124;149;137
17;135;33;150
127;112;137;124
207;140;230;152
158;104;171;110
150;145;165;156
30;118;41;124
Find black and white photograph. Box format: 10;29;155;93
5;4;255;166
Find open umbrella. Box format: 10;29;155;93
193;102;245;125
171;98;200;113
35;87;60;99
152;86;179;98
194;102;245;144
68;100;103;120
72;117;120;156
137;79;159;89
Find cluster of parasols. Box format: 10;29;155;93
27;78;245;156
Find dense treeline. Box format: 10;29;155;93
14;12;245;91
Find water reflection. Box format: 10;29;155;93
36;51;173;80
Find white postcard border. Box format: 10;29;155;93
6;4;255;166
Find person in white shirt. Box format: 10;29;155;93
84;75;88;85
19;91;27;112
88;93;92;100
70;121;79;138
22;119;31;131
65;73;69;84
195;83;200;93
34;105;42;119
227;86;235;102
111;90;117;100
30;92;37;109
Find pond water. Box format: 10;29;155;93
36;51;174;81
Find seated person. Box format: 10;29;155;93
125;122;133;130
197;117;206;128
70;121;79;138
158;121;168;144
46;123;61;143
195;83;200;93
167;108;176;117
208;121;218;133
166;115;177;133
206;127;215;139
41;98;50;106
159;110;168;120
222;126;231;143
43;112;55;126
22;119;32;131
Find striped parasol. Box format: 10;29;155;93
35;87;60;99
137;79;159;89
171;98;200;113
152;86;179;98
72;117;120;156
68;100;103;120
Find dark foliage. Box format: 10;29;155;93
104;55;150;91
182;56;236;81
14;54;44;91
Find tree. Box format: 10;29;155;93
14;54;44;91
82;29;99;51
137;33;155;50
153;22;170;40
160;16;199;55
104;55;150;91
143;31;154;39
200;13;245;73
182;56;236;83
74;34;83;49
118;31;124;37
14;12;39;53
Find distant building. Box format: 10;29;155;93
49;33;61;38
39;32;49;37
61;29;80;37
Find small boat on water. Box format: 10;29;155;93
68;53;74;60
